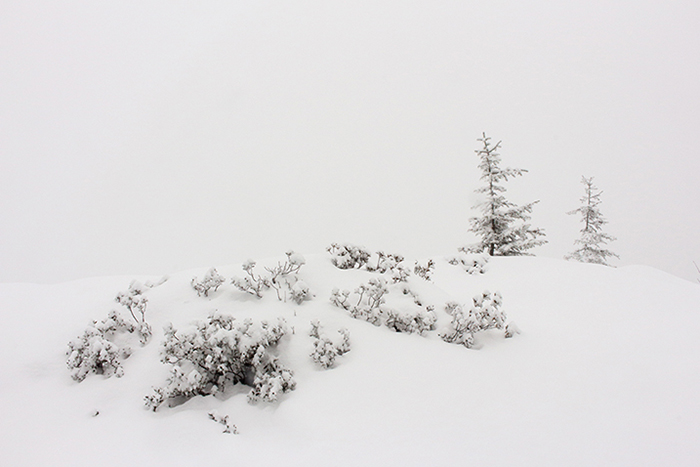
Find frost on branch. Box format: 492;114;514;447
309;320;351;369
66;311;138;382
448;250;489;275
191;267;225;297
440;291;509;348
145;313;294;411
327;243;371;269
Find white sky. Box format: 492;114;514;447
2;0;699;283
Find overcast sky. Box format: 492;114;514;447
2;0;699;283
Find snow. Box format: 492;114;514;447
1;254;699;466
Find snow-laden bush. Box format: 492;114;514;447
231;252;310;303
330;277;388;325
191;267;226;297
309;320;351;369
328;244;411;281
289;280;312;304
115;281;152;344
440;291;508;348
448;250;489;275
366;251;411;283
331;279;437;335
384;307;436;335
66;310;140;382
327;243;371;269
384;285;437;334
145;313;295;411
208;411;238;434
247;349;297;403
231;260;269;298
414;259;435;281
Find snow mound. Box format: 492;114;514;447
1;254;699;466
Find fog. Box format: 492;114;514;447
2;0;699;283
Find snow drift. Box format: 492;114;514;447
1;253;699;466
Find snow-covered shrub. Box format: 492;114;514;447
332;279;437;335
366;251;411;283
471;291;506;331
145;313;294;411
231;252;310;303
231;260;269;298
440;291;508;348
414;259;435;281
247;352;296;403
66;310;141;382
191;267;225;297
440;302;478;348
265;251;307;301
289;280;312;304
329;279;385;326
309;320;351;369
384;307;437;335
115;281;152;344
330;288;351;310
327;243;371;269
347;277;388;325
505;321;521;338
208;411;238;434
448;250;489;275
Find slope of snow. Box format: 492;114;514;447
1;254;699;466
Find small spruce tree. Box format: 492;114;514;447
466;133;546;256
565;176;618;265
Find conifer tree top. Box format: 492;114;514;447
565;176;618;266
465;133;546;256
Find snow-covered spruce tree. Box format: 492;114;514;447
565;176;619;266
465;133;546;256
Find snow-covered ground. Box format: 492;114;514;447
1;252;699;466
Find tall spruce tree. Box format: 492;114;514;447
565;176;618;265
466;133;546;256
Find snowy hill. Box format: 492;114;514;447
1;252;699;466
